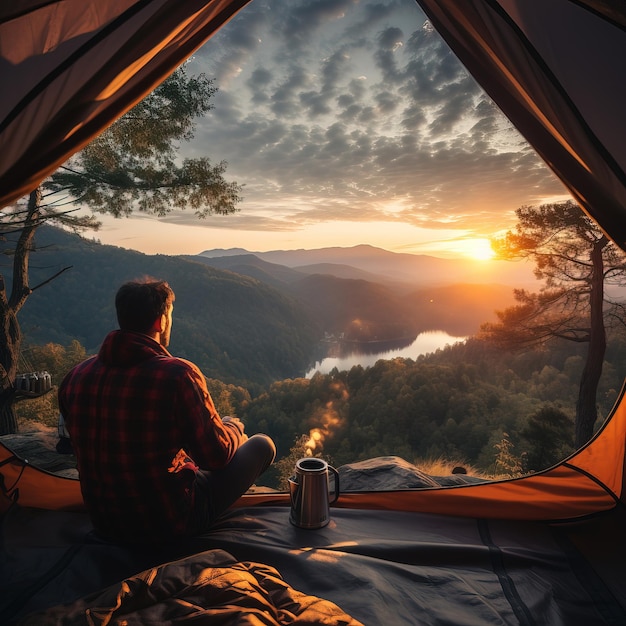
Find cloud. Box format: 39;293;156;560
277;0;359;49
172;0;566;245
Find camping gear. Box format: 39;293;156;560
288;457;340;529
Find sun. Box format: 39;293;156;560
459;238;496;261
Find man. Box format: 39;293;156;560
59;278;275;544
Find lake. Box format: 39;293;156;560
305;330;467;377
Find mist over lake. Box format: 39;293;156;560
306;331;466;377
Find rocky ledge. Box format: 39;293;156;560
338;456;486;490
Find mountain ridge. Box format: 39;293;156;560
192;248;519;338
198;245;537;288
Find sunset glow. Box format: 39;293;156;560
461;238;497;261
84;0;570;260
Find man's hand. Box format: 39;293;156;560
222;416;248;441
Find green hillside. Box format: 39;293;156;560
13;226;321;388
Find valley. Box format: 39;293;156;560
15;226;531;389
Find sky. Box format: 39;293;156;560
91;0;570;260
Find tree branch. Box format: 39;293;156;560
30;266;73;292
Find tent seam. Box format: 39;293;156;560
562;461;621;503
477;518;536;626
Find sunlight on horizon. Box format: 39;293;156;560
92;213;505;259
455;238;496;261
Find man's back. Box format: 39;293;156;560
59;329;241;542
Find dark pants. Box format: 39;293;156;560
191;434;276;533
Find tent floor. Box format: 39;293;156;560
2;503;626;625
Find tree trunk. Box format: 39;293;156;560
0;385;17;434
575;239;607;448
0;188;40;434
0;292;22;435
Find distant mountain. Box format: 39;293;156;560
189;253;398;288
286;276;514;338
288;273;414;337
198;244;537;289
194;248;519;338
184;254;305;290
196;247;253;258
291;262;396;285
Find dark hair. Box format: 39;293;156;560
115;279;175;333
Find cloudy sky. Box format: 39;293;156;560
94;0;570;260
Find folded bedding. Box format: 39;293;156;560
16;548;363;625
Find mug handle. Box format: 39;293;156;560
328;466;340;504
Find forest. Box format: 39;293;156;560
238;331;626;481
17;325;626;490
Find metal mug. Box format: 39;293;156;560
288;457;340;529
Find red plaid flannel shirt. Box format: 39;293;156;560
58;330;245;543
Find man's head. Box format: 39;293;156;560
115;279;175;346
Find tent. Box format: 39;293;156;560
2;1;626;624
2;388;625;624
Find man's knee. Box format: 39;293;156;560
247;433;276;466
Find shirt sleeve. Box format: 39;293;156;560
176;361;246;470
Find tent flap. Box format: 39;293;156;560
0;0;251;207
416;0;626;249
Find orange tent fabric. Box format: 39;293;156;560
0;0;249;207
